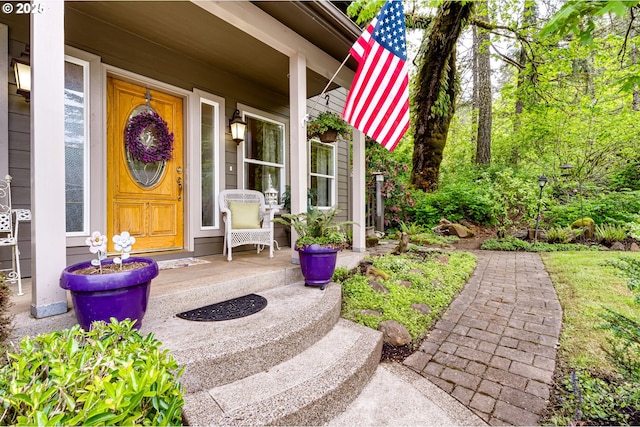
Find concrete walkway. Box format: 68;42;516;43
404;251;562;426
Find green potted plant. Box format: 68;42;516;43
307;112;351;143
275;207;355;289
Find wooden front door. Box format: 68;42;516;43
107;77;184;253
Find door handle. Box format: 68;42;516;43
177;177;183;201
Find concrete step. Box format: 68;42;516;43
182;318;383;426
146;281;344;393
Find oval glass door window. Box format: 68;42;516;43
125;106;166;188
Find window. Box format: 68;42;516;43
201;99;218;228
243;113;285;199
64;57;90;235
309;140;335;208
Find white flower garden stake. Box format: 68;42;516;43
85;231;136;273
86;231;107;274
113;231;136;270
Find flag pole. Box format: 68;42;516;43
307;53;351;120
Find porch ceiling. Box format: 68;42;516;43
65;1;359;97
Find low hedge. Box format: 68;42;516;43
0;319;184;426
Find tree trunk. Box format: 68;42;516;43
411;1;474;192
475;1;491;165
471;24;479;152
633;43;639;111
514;2;536;129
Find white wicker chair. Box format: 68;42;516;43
219;189;278;261
0;175;30;296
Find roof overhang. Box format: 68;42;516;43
64;1;361;97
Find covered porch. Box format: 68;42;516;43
1;1;368;320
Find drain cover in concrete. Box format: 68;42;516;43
177;294;267;321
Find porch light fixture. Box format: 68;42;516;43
229;109;247;145
12;58;31;102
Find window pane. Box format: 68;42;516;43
245;164;281;194
311;143;333;175
201;102;216;227
64;61;86;233
245;116;283;164
311;176;332;207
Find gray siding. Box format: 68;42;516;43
1;9;355;274
1;33;31;277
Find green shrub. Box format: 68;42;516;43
0;319;184;426
548;190;640;226
410;183;499;227
625;219;640;241
595;224;628;245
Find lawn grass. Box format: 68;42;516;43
542;251;640;374
542;251;640;425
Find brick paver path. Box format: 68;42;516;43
404;251;562;426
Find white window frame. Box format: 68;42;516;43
63;51;95;242
191;91;224;232
308;139;336;209
237;105;287;204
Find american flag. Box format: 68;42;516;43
342;0;410;152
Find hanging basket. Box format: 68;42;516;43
318;129;339;143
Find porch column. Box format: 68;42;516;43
30;3;67;318
351;129;366;252
289;52;307;263
0;24;7;178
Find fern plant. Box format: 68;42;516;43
274;207;356;249
546;227;572;244
595;224;628;245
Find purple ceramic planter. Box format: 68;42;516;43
60;257;159;331
296;244;338;289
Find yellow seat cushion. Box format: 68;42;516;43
228;201;261;229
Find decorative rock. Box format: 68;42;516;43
409;269;423;275
432;280;443;288
570;217;595;239
437;255;450;265
378;320;412;347
610;241;625;251
399;280;412;288
360;309;383;317
392;232;410;254
411;303;432;315
366;266;389;281
369;279;389;294
447;223;474;238
358;260;373;275
631;243;640;252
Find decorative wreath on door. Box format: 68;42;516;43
125;110;174;163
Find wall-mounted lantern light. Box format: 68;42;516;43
229;109;247;145
12;58;31;102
